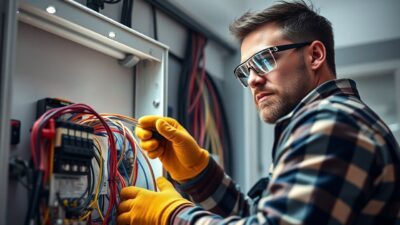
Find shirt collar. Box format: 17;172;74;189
276;78;360;124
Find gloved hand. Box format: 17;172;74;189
135;115;209;182
117;177;193;225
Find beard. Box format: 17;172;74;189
258;56;311;124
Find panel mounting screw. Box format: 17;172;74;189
153;99;160;108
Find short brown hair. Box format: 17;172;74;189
230;0;336;75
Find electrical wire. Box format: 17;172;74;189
176;32;232;174
29;104;117;224
152;4;158;40
120;0;133;27
69;113;158;209
28;104;158;224
104;0;122;4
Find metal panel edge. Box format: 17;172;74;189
19;0;169;62
0;0;18;224
134;49;168;179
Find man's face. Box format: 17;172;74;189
240;23;314;123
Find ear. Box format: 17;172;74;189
306;40;326;71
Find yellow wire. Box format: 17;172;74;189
41;207;49;225
73;113;157;219
66;113;156;222
200;77;224;168
79;136;104;221
100;114;149;187
95;200;105;221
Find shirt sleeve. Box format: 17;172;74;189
176;157;251;218
172;109;381;225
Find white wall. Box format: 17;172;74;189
169;0;400;48
316;0;400;48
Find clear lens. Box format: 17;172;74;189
251;50;276;73
234;66;250;87
234;49;276;87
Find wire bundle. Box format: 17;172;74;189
120;0;134;27
178;33;232;174
70;113;157;190
28;104;156;225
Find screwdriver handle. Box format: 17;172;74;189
151;130;165;141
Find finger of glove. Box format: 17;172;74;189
120;186;143;200
156;119;189;144
138;115;163;127
147;148;164;159
118;199;134;213
117;212;132;225
139;139;160;152
135;126;153;140
156;177;175;191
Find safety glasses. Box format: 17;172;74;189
233;42;311;87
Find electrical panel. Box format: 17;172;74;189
1;0;169;224
25;100;162;224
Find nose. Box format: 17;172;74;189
247;69;266;88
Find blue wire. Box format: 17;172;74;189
120;160;131;186
137;157;149;189
125;144;150;189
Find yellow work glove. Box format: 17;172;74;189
117;177;193;225
135;115;209;182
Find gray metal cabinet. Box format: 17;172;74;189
1;0;168;224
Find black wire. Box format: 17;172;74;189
24;170;43;225
101;195;105;213
104;0;122;4
151;4;158;40
86;0;105;11
18;178;31;190
120;0;133;27
204;72;233;175
169;51;183;63
127;0;134;27
177;32;194;127
58;166;95;216
120;0;127;25
186;35;205;133
175;32;232;175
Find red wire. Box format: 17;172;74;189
187;34;211;150
188;35;201;101
30;104;118;225
188;37;207;113
117;172;126;188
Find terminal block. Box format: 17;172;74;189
54;121;94;175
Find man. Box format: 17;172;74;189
117;1;400;224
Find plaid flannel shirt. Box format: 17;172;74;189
171;79;400;225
